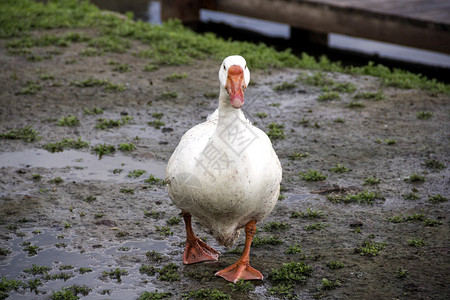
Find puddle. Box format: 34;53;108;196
0;228;179;299
0;149;166;182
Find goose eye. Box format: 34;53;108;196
223;65;226;70
244;65;247;69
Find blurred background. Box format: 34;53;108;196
90;0;450;82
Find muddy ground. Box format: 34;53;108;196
0;28;449;299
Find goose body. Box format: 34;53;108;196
165;55;282;282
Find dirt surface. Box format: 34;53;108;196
0;28;449;299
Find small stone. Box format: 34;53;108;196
350;220;363;228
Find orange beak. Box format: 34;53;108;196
225;65;246;109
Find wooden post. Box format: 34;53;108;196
161;0;200;23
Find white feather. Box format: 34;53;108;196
165;55;282;247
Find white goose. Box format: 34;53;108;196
165;55;282;283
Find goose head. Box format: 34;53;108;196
219;55;250;109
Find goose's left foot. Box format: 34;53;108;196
215;220;263;283
215;261;263;283
182;211;219;264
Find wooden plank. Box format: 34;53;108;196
211;0;450;53
300;0;450;24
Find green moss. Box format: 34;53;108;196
94;212;105;219
299;72;334;86
407;238;426;247
273;81;296;91
118;143;136;151
319;278;342;290
0;125;40;142
49;177;64;184
327;261;344;269
23;264;51;275
155;226;173;237
143;63;159;72
167;216;181;226
148;120;165;129
347;101;365;108
158;263;180;281
323;82;356;93
137;290;172;300
139;264;158;276
21;242;42;256
402;192;420;200
144;210;165;219
305;222;328;231
388;215;404;223
404;173;425;183
43;137;89;153
266;123;285;140
327;190;383;204
394;269;408;279
270;261;313;283
229;279;254;291
203;91;218;99
92;143;115;159
288;152;310;160
57;115;80;127
299;169;326;181
50;288;78;300
252;235;283;247
427;194;447;203
291;208;324;219
145;174;163;184
424;159;445;169
353;90;385;101
182;288;231;300
268;283;296;299
423;218;442;227
159;91;178;100
285;243;303;254
317;91;340;101
363;176;380;185
59;265;74;271
95;116;133;129
152;112;164;119
71;77;107;87
384;138;397;145
40;72;55;80
88;35;130;53
164;72;187;81
0;248;11;257
264;221;290;232
355;237;386;256
127;169;146;178
329;164;350;173
146;250;163;262
78;267;92;274
18;81;42;95
416;111;433;120
256;112;268;118
101;268;128;283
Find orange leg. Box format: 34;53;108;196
215;220;263;283
182;211;219;264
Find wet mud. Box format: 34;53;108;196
0;29;449;299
